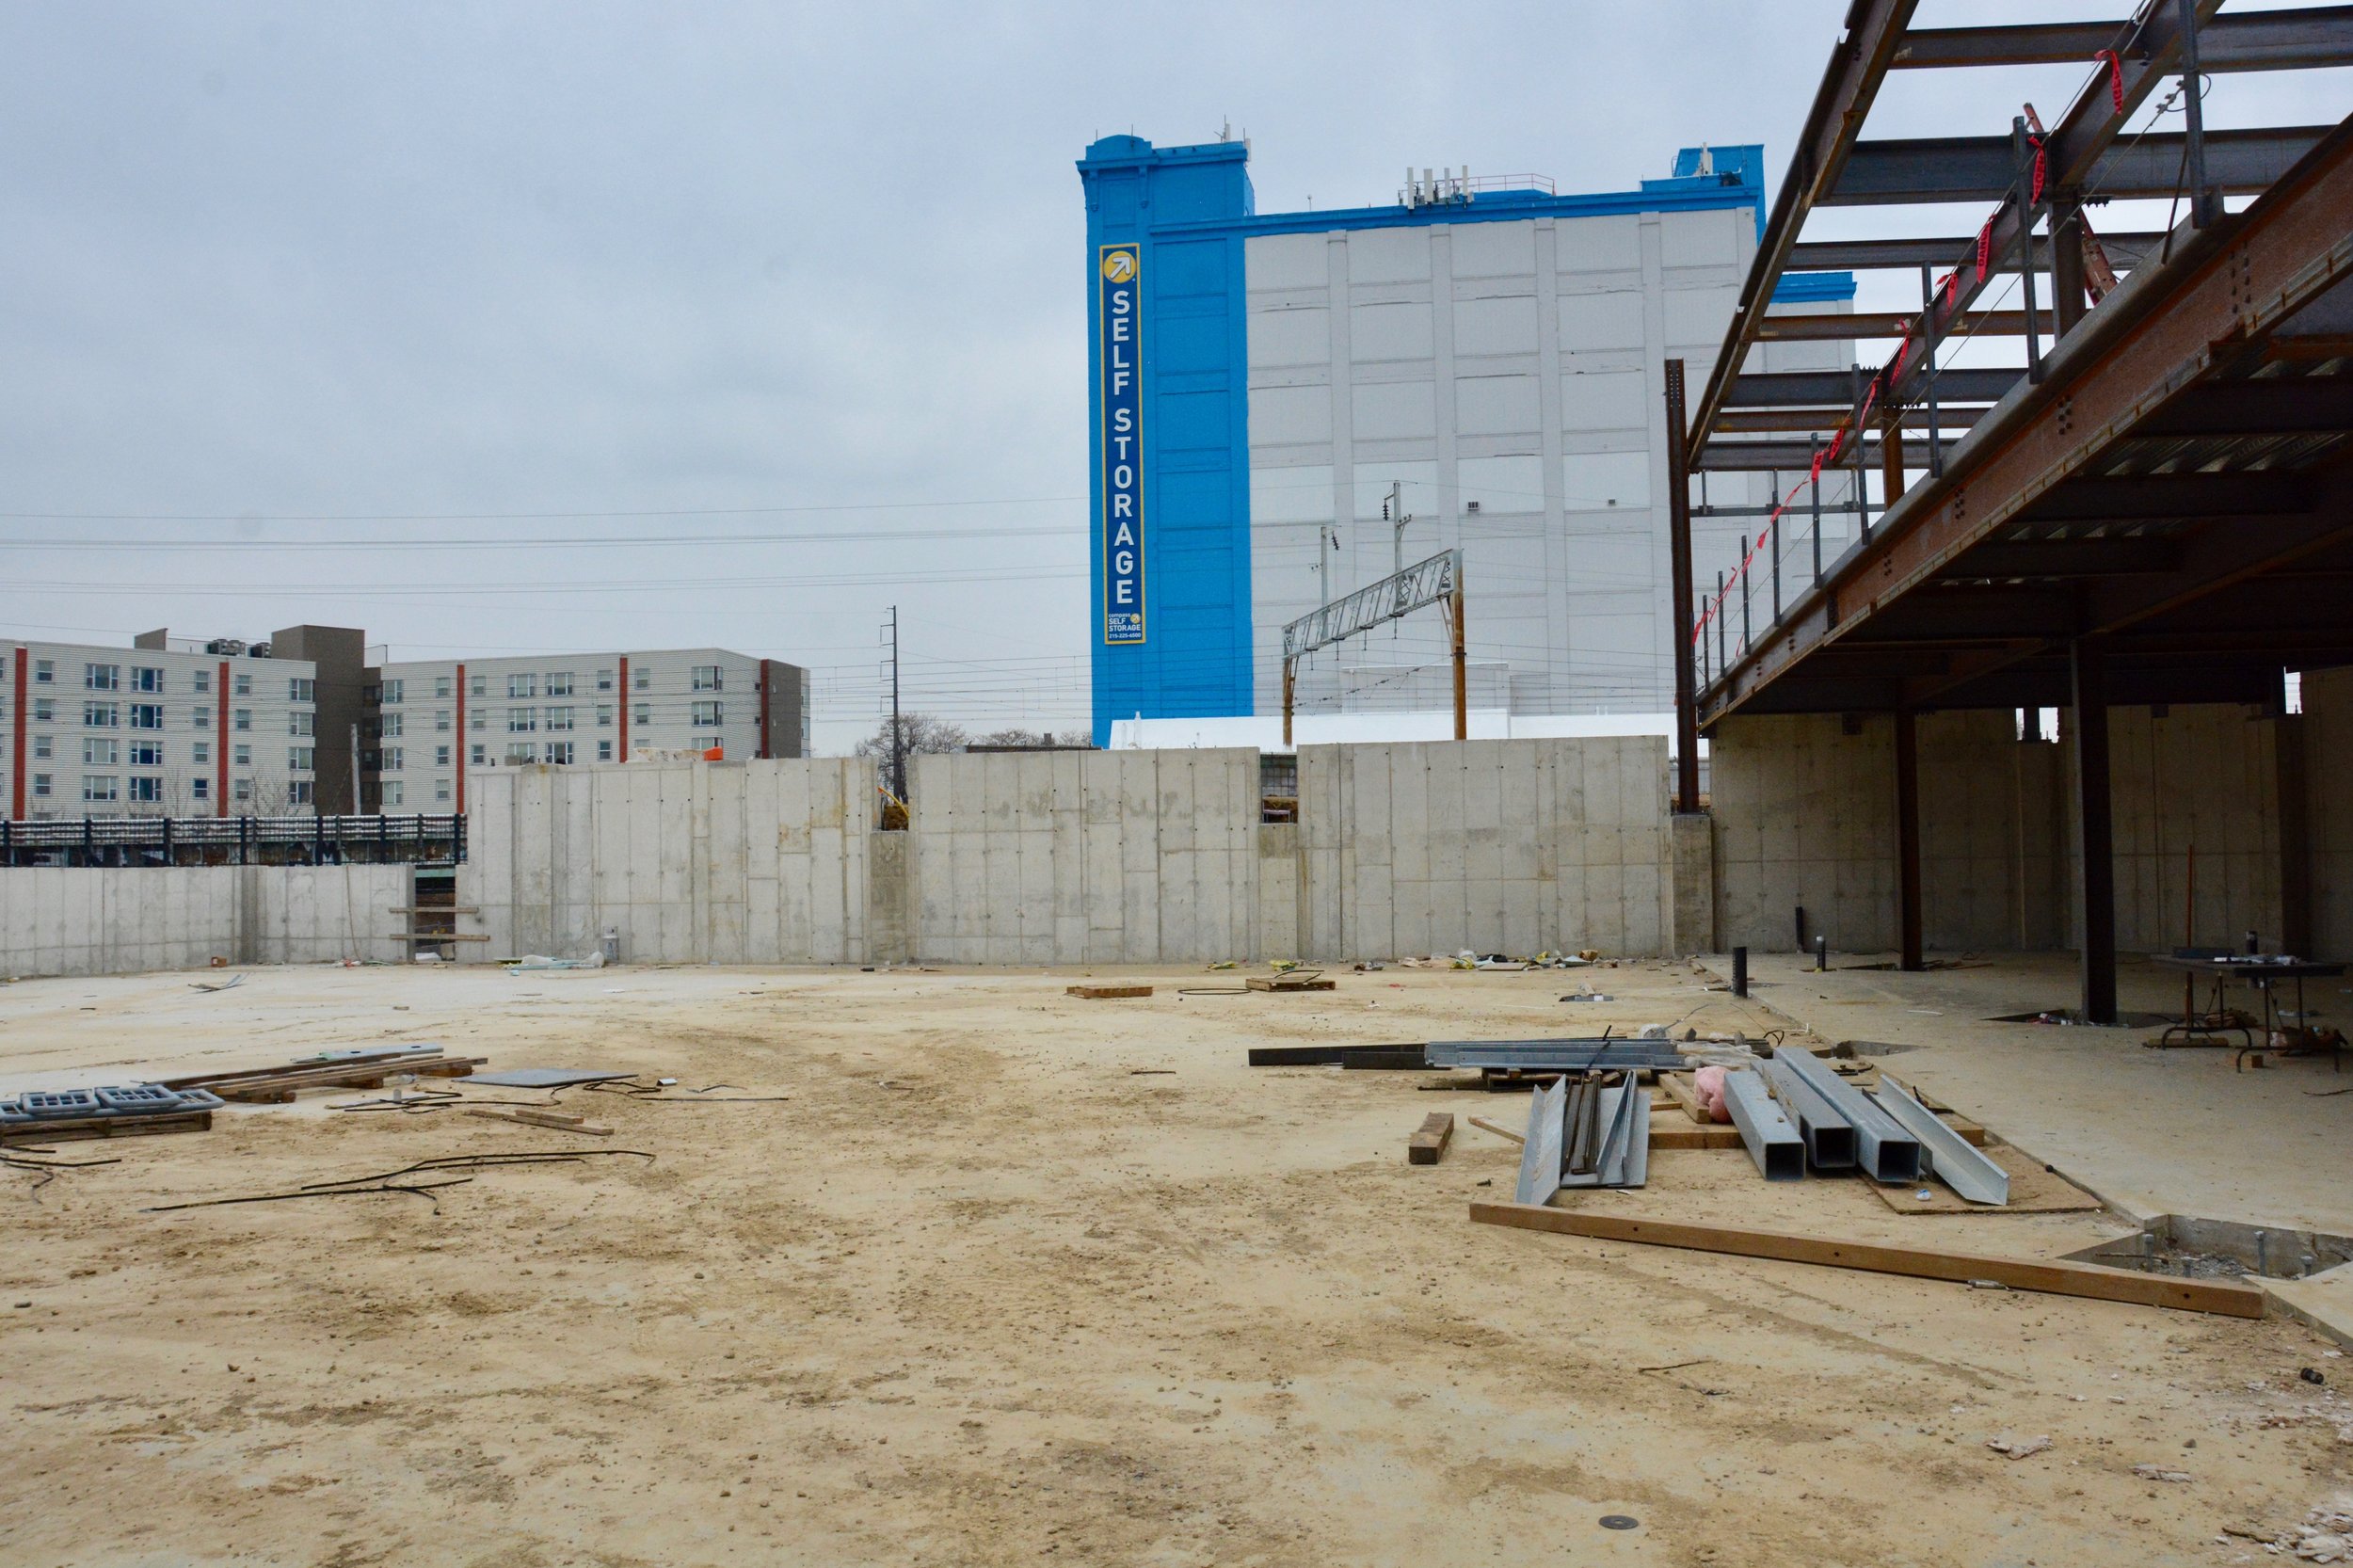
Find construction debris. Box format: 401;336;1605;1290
1407;1112;1454;1165
1513;1072;1649;1202
1066;984;1153;1000
1988;1434;2054;1460
145;1149;654;1214
463;1108;615;1136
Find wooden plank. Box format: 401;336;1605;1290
1247;1044;1426;1068
1467;1201;2265;1318
387;905;481;914
1;1110;212;1145
205;1058;486;1102
1649;1124;1746;1151
1407;1112;1455;1165
1065;984;1153;1000
389;933;492;942
1868;1142;2105;1215
1246;975;1337;992
159;1048;448;1091
463;1108;614;1137
1657;1072;1712;1124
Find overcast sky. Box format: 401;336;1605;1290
3;3;2344;752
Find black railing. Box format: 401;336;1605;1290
0;813;466;868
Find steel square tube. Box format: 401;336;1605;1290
1722;1070;1805;1180
1874;1076;2009;1205
1426;1040;1687;1071
1774;1048;1924;1183
1758;1054;1857;1170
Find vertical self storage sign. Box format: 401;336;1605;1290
1099;244;1144;644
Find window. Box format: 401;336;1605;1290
597;668;614;692
598;739;613;761
191;777;210;801
288;746;314;772
85;663;120;690
289;677;314;702
633;666;649;691
192;741;210;763
380;712;404;738
233;744;250;765
470;744;487;765
597;704;614;728
507;708;536;733
128;741;163;767
546;671;573;696
470;709;486;731
130;703;164;730
82;776;118;803
692;664;723;692
32;733;51;760
382;779;405;807
192;669;210;694
233;673;251;696
435;744;451;767
191;704;211;728
83;737;118;766
435;676;452;699
546;740;575;765
289;780;312;806
233;777;252;803
435;709;451;732
289;711;314;737
435;777;451;803
380;679;405;704
30;774;50;797
380;746;404;771
84;702;119;728
633;703;650;728
470;674;486;697
545;706;574;732
691;700;723;728
33;697;54;722
131;666;164;694
234;708;252;731
127;776;162;803
507;673;537;699
504;742;536;764
32;659;52;683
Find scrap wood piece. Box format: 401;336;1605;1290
1657;1072;1710;1124
1469;1115;1525;1144
463;1108;614;1137
159;1048;454;1092
1408;1112;1455;1165
1867;1143;2104;1216
1466;1202;2265;1318
0;1110;212;1145
1066;984;1153;1000
212;1058;488;1103
1246;974;1336;993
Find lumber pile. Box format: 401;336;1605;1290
162;1047;487;1104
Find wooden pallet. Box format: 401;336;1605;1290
2;1110;212;1145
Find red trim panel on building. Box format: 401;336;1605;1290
617;656;630;762
455;662;467;814
216;661;230;816
10;647;27;821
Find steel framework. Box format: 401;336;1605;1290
1666;0;2353;1020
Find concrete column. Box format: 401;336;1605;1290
2071;640;2118;1023
1895;709;1923;971
1669;811;1714;956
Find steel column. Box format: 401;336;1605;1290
1666;360;1701;811
2072;639;2119;1024
1895;709;1924;971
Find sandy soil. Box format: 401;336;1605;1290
1;959;2347;1567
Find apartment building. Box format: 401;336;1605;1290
361;648;808;811
1;628;343;820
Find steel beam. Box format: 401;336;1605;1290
1514;1073;1567;1207
1789;232;2160;273
1755;310;2029;342
1892;8;2353;72
1874;1076;2010;1205
1728;368;2016;408
2073;639;2119;1026
1895;709;1923;972
1667;360;1701;813
1945;536;2184;578
1722;1069;1804;1181
1427;1040;1689;1071
1772;1048;1924;1184
1829;125;2329;205
1689;0;1921;445
1714;406;1982;435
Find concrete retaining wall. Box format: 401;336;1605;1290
0;864;409;977
1299;738;1671;959
465;759;876;964
2307;669;2353;960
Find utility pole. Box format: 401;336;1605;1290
349;721;361;816
1318;522;1340;608
884;605;904;804
1385;481;1412;578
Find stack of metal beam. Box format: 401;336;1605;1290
1713;1053;2010;1206
1513;1072;1651;1205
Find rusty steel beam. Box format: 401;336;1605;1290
1714;406;1983;434
1830;125;2329;205
1699;116;2353;727
1892;8;2353;72
1755;309;2030;342
1790;232;2161;272
1688;0;1921;448
1728;367;2016;408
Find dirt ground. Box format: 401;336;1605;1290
2;959;2347;1567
